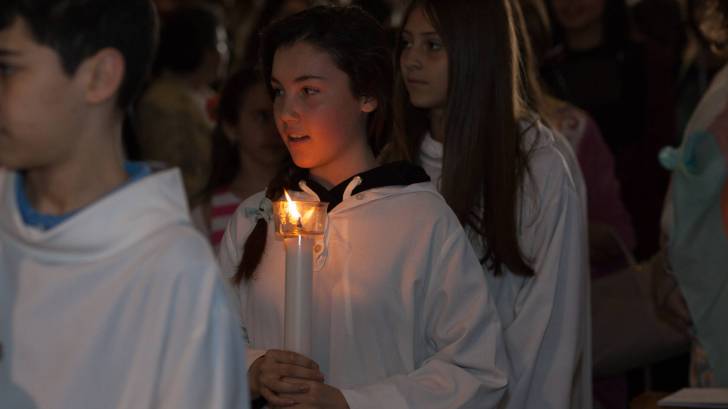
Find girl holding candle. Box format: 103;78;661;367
219;5;509;409
384;0;590;408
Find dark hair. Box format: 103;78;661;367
0;0;157;110
519;0;554;66
233;5;393;284
155;5;221;75
240;0;314;67
351;0;393;27
203;67;267;199
386;0;536;276
517;0;564;106
547;0;631;51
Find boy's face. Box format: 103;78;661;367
0;17;87;170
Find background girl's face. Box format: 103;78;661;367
226;82;286;166
400;6;449;111
270;41;376;183
551;0;605;32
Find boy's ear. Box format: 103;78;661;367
360;95;378;113
79;48;125;105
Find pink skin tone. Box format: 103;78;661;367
0;17;127;215
223;81;286;201
271;41;377;189
399;6;449;142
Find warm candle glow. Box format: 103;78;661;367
273;194;327;238
284;190;302;223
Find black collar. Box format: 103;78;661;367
288;161;430;212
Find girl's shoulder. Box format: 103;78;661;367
521;120;584;201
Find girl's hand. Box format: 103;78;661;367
275;379;350;409
248;349;325;406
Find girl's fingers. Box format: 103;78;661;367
260;385;296;407
261;376;310;394
267;349;320;369
275;363;324;381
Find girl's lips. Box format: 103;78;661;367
287;135;310;143
406;78;428;85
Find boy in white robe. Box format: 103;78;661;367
0;1;249;408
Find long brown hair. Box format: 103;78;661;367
233;5;394;284
386;0;541;276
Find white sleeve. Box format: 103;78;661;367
341;229;509;409
503;149;591;409
133;235;250;409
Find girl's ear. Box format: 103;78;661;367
360;95;378;113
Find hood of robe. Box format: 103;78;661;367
0;168;191;264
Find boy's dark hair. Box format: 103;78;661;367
0;0;158;110
234;5;393;284
155;5;221;75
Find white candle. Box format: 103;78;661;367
273;192;326;357
283;235;313;355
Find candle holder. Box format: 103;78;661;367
273;200;328;238
272;196;327;356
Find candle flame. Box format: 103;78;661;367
284;190;302;221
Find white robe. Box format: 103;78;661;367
219;180;509;409
419;122;592;409
0;168;249;409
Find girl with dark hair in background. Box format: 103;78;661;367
543;0;673;260
385;0;591;407
192;67;286;250
519;0;634;272
219;5;509;408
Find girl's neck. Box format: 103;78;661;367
565;21;604;51
429;108;446;143
309;149;378;190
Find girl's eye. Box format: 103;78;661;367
401;38;413;48
271;87;284;98
428;41;442;51
0;63;16;76
302;87;319;96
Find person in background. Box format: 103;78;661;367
519;0;634;273
545;0;673;260
192;66;287;250
136;4;229;207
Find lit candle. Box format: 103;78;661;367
273;192;327;356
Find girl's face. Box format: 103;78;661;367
226;81;285;166
551;0;605;33
400;6;449;111
270;41;377;186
